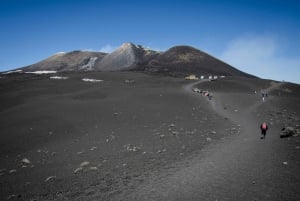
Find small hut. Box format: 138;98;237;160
185;74;199;80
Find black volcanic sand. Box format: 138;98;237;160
0;73;299;201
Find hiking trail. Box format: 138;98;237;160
121;79;300;201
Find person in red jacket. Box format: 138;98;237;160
260;122;268;139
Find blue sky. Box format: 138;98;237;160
1;0;299;83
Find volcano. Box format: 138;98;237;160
16;42;254;77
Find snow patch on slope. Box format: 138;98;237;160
50;76;69;80
82;78;103;83
26;71;57;74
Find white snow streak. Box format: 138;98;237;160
26;71;57;74
82;78;103;83
50;76;69;80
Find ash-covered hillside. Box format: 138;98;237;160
17;42;254;77
22;51;107;72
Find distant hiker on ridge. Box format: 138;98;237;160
261;90;265;102
261;89;268;102
260;122;268;139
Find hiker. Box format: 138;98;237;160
261;92;265;101
261;89;265;101
260;122;268;139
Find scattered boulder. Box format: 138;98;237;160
21;158;31;165
7;194;19;199
192;88;201;93
45;176;56;182
90;146;97;151
125;144;139;152
124;79;135;84
20;158;33;168
206;137;212;141
9;169;16;174
169;123;175;128
89;166;98;171
172;131;179;135
280;126;299;138
74;167;83;174
80;161;90;167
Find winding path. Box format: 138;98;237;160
126;80;298;201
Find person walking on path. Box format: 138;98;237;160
260;122;268;139
261;89;267;102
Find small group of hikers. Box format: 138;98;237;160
259;89;269;139
260;89;268;102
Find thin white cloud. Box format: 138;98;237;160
147;46;164;52
82;48;94;52
99;44;117;53
144;44;164;52
219;34;300;84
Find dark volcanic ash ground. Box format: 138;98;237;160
0;72;299;201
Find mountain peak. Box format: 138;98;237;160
120;42;135;48
16;42;254;78
96;42;139;71
117;42;136;53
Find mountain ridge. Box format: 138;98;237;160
11;42;255;78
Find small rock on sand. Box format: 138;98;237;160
280;126;299;138
9;169;16;174
45;176;56;182
89;166;98;170
80;161;90;167
21;158;31;165
169;124;175;128
90;146;97;151
74;167;83;174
